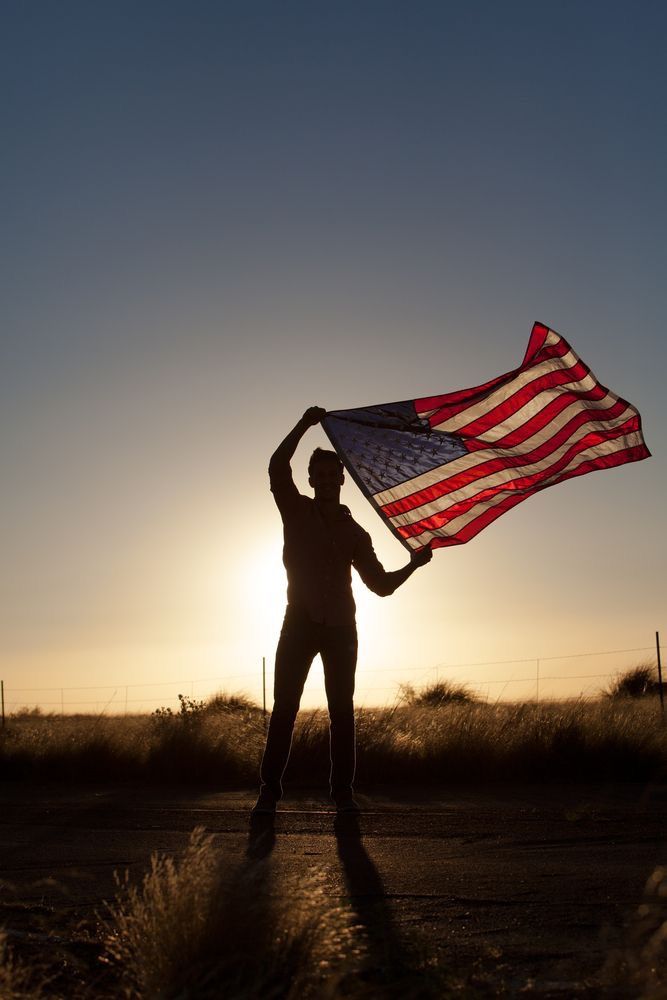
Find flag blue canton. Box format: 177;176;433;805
324;402;468;494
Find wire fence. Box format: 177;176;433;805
1;639;663;716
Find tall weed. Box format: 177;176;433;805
103;827;365;998
0;931;46;999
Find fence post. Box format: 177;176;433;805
535;659;540;704
657;631;665;719
262;656;267;731
60;688;64;716
1;680;4;728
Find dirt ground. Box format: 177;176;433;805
1;781;665;996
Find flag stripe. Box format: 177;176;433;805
429;350;595;436
391;420;641;536
449;358;596;438
381;402;636;519
464;382;616;452
415;330;565;425
414;326;560;419
402;441;648;549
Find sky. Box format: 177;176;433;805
2;1;665;712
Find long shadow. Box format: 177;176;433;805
246;812;276;862
334;813;415;987
231;814;277;945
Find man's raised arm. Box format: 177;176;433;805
269;406;326;477
269;407;326;517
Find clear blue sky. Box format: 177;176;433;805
2;1;665;710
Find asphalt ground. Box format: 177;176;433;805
0;782;665;996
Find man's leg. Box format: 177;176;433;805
321;623;358;804
258;608;318;802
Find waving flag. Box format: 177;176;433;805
322;322;650;551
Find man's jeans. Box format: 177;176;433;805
259;606;357;800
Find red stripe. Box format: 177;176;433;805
522;321;551;365
405;443;650;549
401;491;528;547
452;355;592;438
465;383;616;452
381;408;637;519
416;336;571;426
415;371;512;416
393;418;640;537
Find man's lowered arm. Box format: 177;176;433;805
354;535;432;597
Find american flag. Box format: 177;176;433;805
322;323;650;551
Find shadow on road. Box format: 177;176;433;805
334;813;416;985
246;813;277;861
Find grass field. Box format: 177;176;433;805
2;680;665;787
1;673;665;998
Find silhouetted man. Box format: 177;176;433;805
253;406;432;816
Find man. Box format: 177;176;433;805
253;406;432;816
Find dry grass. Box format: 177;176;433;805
399;679;478;706
352;698;667;785
605;663;663;699
102;827;458;999
0;699;264;785
1;679;665;787
0;828;454;999
103;827;367;999
0;931;47;999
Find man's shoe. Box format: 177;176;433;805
251;789;277;816
334;796;361;815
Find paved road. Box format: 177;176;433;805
1;783;665;996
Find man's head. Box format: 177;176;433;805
308;448;344;502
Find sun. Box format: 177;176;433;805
241;537;287;643
244;537;286;595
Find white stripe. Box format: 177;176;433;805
431;347;591;435
404;489;513;547
405;534;426;550
439;377;620;446
414;329;562;420
398;431;644;544
388;406;634;528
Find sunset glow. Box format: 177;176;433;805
2;3;664;715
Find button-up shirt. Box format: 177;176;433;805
270;463;397;625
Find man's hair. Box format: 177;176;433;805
308;448;343;476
